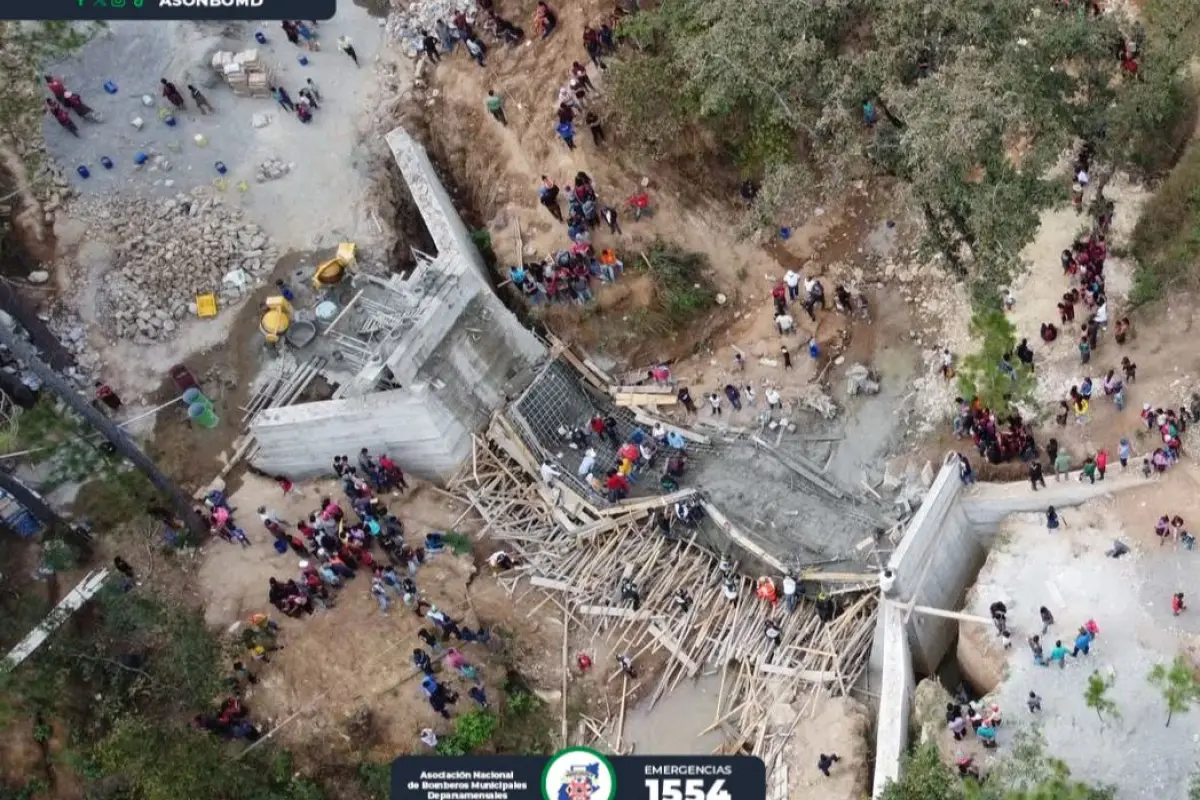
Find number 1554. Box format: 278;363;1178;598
644;778;731;800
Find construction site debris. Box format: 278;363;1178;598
70;192;278;342
845;363;880;396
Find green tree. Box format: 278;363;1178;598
955;310;1032;415
1148;654;1200;727
436;710;499;756
1084;670;1119;723
94;719;324;800
607;0;1198;297
880;729;1115;800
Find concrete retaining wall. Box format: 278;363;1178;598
250;129;545;482
870;462;1143;797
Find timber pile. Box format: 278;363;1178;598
447;420;879;779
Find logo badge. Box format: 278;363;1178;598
541;747;616;800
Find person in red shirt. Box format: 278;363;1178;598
1173;592;1186;616
94;381;122;412
589;415;606;440
44;74;66;99
1095;449;1108;480
604;470;630;501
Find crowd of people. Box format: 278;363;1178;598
508;172;631;305
43;74;101;137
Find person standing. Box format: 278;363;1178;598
421;30;441;62
1119;437;1131;469
1048;639;1068;668
538;176;563;221
272;86;296;111
94;381;122;412
1173;592;1186;616
1054;447;1070;481
817;754;840;778
677;386;697;414
585;110;604;146
113;556;137;582
781;345;793;370
1039;606;1054;634
556;120;576;150
160;78;186;109
1027;691;1042;713
485;90;506;124
337;35;360;66
957;453;975;485
187;84;214;113
1095;448;1108;480
464;36;486;67
708;393;722;415
1028;461;1046;491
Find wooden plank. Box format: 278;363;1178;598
648;624;700;676
5;569;110;667
751;435;845;499
630;408;711;444
532;576;579;593
699;500;788;573
615;391;679;408
757;664;837;683
600;488;696;517
801;571;880;585
578;605;665;621
609;384;676;395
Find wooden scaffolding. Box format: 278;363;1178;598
447;413;879;792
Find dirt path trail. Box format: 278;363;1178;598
414;2;854;308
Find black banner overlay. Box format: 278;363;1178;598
392;753;766;800
13;0;337;21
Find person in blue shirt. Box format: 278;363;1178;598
1071;627;1093;657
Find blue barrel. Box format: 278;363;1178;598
182;387;211;408
100;156;113;169
273;539;288;554
9;509;39;537
298;55;309;66
214;161;227;175
164;114;177;127
76;165;90;179
134;152;148;165
255;31;267;44
103;80;118;94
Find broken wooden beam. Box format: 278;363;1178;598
801;571;880;585
531;576;580;593
699;500;788;573
614;391;678;408
648;624;700;676
578;605;665;621
757;663;837;683
750;435;845;499
598;488;696;517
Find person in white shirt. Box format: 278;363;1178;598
1094;300;1108;327
1076;168;1089;187
776;313;795;335
539;461;560;484
784;269;801;301
765;387;782;409
577;448;597;477
708;393;722;415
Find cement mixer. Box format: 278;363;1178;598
312;242;357;290
259;296;292;344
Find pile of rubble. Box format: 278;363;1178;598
72;191;278;341
385;0;478;56
256;158;293;182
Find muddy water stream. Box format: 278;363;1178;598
621;674;724;755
